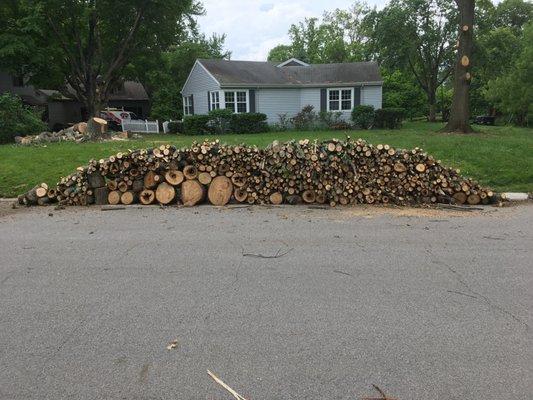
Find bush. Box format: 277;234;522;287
0;93;46;143
291;105;317;130
183;112;268;135
167;121;183;134
183;115;211;135
318;111;346;129
271;113;292;131
351;105;375;129
374;108;406;129
230;113;268;134
208;108;233;134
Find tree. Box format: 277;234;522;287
147;32;230;120
382;69;427;119
485;22;532;126
442;0;475;133
0;93;46;143
365;0;457;122
33;0;202;118
267;45;294;62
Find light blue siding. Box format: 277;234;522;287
181;62;220;115
256;88;301;124
362;85;382;109
299;88;321;110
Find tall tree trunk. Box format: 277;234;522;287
441;0;475;133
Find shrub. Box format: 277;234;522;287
351;105;375;129
230;113;268;134
291;105;317;130
271;113;292;131
318;111;346;129
207;108;233;134
374;108;406;129
183;115;211;135
0;93;46;143
167;121;183;134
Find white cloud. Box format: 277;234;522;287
197;0;388;61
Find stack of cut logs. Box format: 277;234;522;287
17;138;494;207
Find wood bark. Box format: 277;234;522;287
86;117;108;140
94;187;109;205
441;0;475;133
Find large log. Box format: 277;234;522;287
94;187;109;205
183;165;198;180
165;170;184;186
87;172;106;188
120;191;137;205
86;117;108;140
108;190;121;205
155;182;175;204
144;171;161;189
181;179;204;206
207;176;233;206
140;189;155;205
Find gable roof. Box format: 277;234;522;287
197;59;382;88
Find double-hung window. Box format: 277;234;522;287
183;95;193;116
328;88;353;111
224;90;248;113
210;91;220;110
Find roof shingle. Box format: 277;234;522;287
198;59;382;86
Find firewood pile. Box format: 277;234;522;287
17;138;494;207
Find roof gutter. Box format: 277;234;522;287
218;81;383;89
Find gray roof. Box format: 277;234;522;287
198;59;382;87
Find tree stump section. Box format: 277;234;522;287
144;171;161;189
198;172;212;185
183;165;198;180
86;117;108;140
302;190;316;203
165;170;184;186
120;191;137;205
140;189;155;205
155;182;175;204
269;192;283;205
234;187;248;203
181;179;204;206
108;190;121;205
208;176;233;206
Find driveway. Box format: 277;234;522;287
0;204;531;399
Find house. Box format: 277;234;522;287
181;58;382;123
1;71;150;130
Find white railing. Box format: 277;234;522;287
121;119;159;134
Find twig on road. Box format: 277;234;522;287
242;247;293;259
362;384;397;400
207;370;248;400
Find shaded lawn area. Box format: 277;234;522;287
0;121;531;197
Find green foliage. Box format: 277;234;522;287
167;121;183;134
229;113;269;134
144;32;230;121
207;108;233;134
271;114;292;132
318;111;345;129
267;45;294;62
183;115;211;135
374;108;406;129
484;23;533;126
183;112;268;135
382;69;426;119
352;105;375;129
291;105;318;130
0;93;46;143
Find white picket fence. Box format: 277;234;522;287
121;119;159;134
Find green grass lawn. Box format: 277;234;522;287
0;121;531;197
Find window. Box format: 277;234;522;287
328;88;353;111
223;90;248;113
183;95;193;116
210;91;220;110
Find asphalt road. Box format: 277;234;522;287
0;204;531;400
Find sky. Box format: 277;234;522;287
196;1;389;61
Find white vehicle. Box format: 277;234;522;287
100;108;139;130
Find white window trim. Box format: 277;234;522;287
221;90;249;114
327;88;354;112
183;95;193;116
210;90;221;111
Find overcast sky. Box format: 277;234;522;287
197;1;389;61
